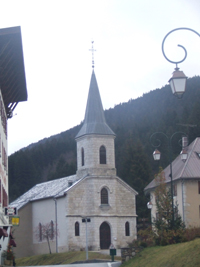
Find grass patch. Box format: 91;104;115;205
16;251;121;266
15;238;200;266
121;238;200;267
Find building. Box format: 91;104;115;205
0;26;27;262
11;69;138;258
145;137;200;228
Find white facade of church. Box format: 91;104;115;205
11;70;138;258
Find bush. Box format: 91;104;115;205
135;226;200;248
182;226;200;242
137;227;154;247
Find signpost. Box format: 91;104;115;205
12;216;20;226
4;207;17;216
82;217;91;260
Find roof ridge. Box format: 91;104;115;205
179;138;198;178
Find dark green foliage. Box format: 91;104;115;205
153;169;185;245
118;138;152;218
8;76;200;223
47;155;76;181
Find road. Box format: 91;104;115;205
20;263;121;267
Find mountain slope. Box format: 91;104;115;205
8;76;200;219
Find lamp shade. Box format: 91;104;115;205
169;68;187;98
147;201;153;209
153;149;161;160
180;148;187;161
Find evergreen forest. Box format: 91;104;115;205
8;76;200;221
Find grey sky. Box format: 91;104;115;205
1;0;199;155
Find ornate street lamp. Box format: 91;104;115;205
162;27;200;98
150;132;187;228
153;149;161;161
147;201;153;209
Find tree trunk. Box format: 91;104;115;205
46;234;52;254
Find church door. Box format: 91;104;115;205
99;222;111;249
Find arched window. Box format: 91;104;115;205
75;221;80;236
101;188;108;204
39;223;42;241
100;145;106;164
50;220;54;240
125;221;130;236
81;148;84;166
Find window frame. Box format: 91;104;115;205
100;145;106;164
125;221;130;236
50;220;54;240
39;223;42;242
81;147;84;166
173;183;177;197
75;221;80;236
101;187;109;205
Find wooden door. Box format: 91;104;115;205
99;222;111;249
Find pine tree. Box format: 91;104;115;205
153;168;185;245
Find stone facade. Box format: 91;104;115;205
66;176;137;250
76;134;116;178
11;70;138;258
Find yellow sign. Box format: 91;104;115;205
12;216;20;226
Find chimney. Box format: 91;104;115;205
68;180;73;187
182;136;188;149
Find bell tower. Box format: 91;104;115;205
75;70;116;178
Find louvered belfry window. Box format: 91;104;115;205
100;145;106;164
101;188;108;204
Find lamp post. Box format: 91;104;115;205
150;132;187;228
162;27;200;98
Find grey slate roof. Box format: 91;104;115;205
76;70;115;138
145;137;200;193
10;175;78;209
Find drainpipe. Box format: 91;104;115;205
53;197;58;253
181;180;185;223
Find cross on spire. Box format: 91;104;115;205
89;41;96;69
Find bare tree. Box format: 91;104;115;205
34;221;59;254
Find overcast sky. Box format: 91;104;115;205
1;0;200;155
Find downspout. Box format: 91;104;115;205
181;179;185;223
53;197;58;253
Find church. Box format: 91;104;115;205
11;69;138;258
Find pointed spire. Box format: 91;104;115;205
76;70;115;138
89;41;96;69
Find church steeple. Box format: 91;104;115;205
75;70;116;178
76;70;115;138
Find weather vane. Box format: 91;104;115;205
89;41;96;68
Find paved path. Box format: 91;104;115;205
94;249;121;256
20;263;121;267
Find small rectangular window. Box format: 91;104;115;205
173;184;177;197
75;222;80;236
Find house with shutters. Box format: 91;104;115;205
145;137;200;228
0;26;27;263
11;69;138;258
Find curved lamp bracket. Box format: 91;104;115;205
162;27;200;68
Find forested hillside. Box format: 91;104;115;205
8;76;200;219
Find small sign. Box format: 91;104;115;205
12;216;20;226
82;218;91;223
4;207;17;216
